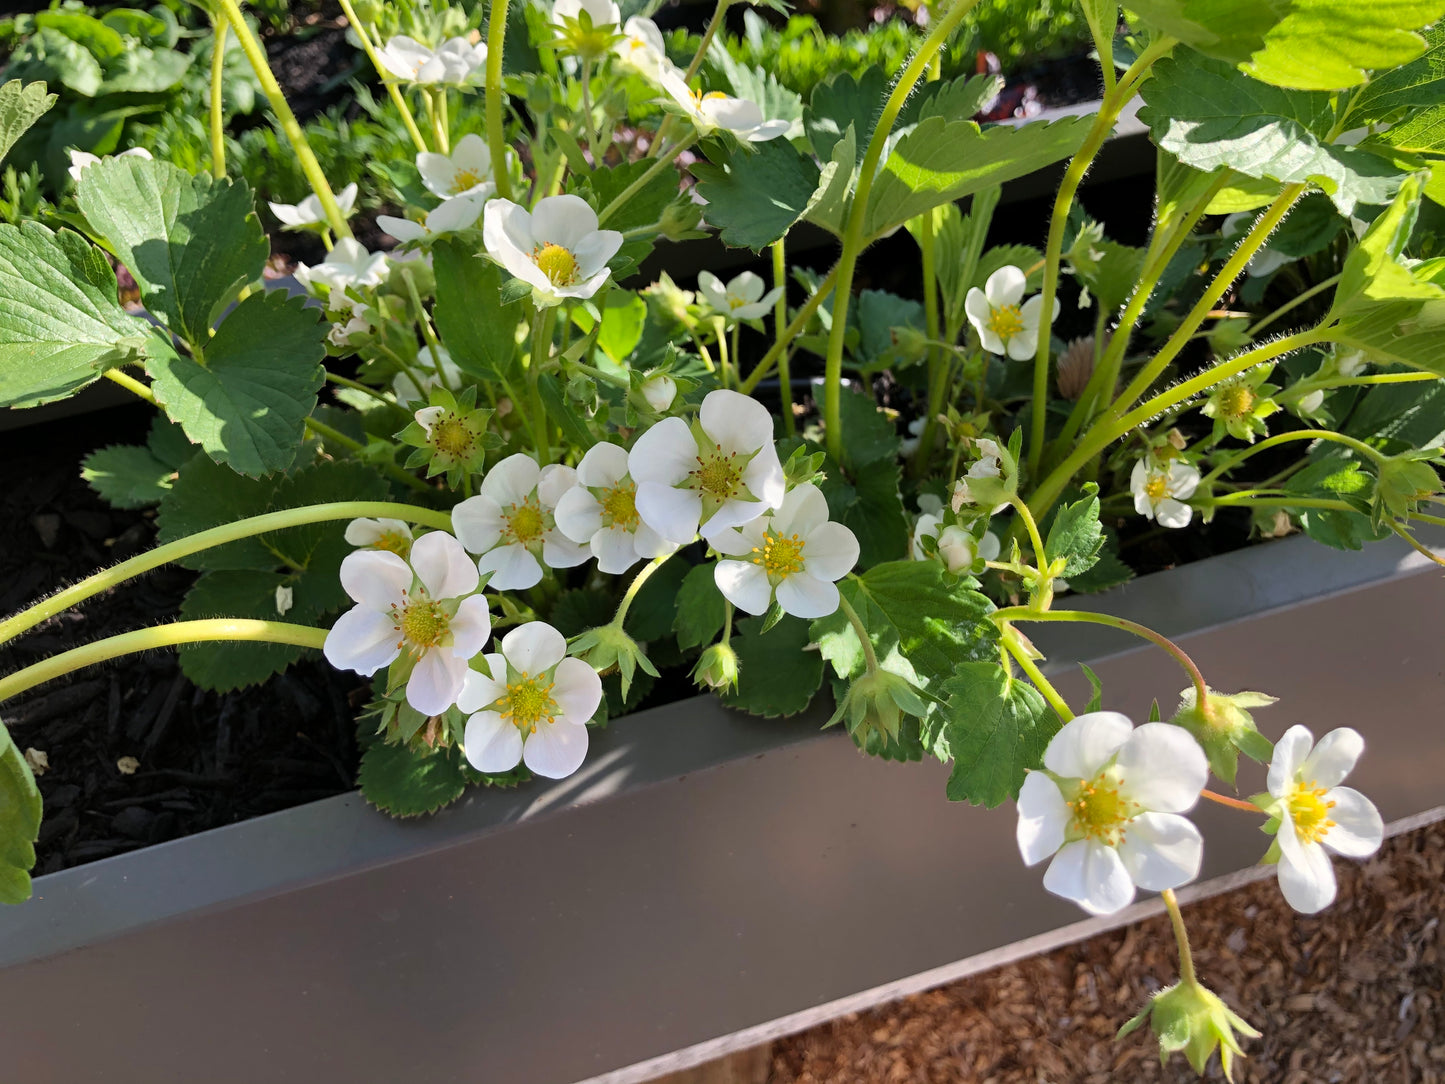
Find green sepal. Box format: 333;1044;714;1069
0;716;42;905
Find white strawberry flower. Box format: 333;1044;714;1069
268;182;359;231
378;192;487;247
293;237;390;295
697;270;784;322
1130;457;1201;529
416;134;496;200
452;453;590;590
640;370;677;412
68;146;151;183
711;483;859;619
1265;725;1383;914
614;15;669;80
949;438;1006;513
658;67;790;142
393;345;463;403
376;35;487;85
629;389;786;544
482;194;623;308
553;442;675;574
323;531;490;717
1017;711;1208;916
458;621;603;779
344;517;414;557
965;266;1059;361
553;0;620;26
912;511;1000;573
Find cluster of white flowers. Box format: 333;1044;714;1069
324;389;861;778
376;35;488;86
1016;712;1381;917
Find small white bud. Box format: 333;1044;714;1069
275;585;295;616
641;372;677;412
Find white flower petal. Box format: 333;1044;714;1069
552;656;603;723
628;416;697;486
1117;811;1203;891
1300;727;1364;789
701;389;773;453
635;481;702;544
480;453;542;506
963;287;991;333
1044;839;1135;915
985;265;1026;308
339;549;412;609
502;621;567;675
1005;329;1037;361
714;560;772;615
1116;723;1207;813
464;710;524;772
476;543;543;590
1321;787;1383;857
978;328;1006;356
1268;725;1315;797
457;659;507;713
537;463;578;509
407;648;468;716
697;271;730;312
451;496;505;555
542;531;590;569
1155;497;1193;529
774;483;828;537
376;214;426;243
410;531;479;599
590;525;640;574
554;486;604;543
802;522;860;582
523;719;589;779
324;607;402;675
776;573;839;619
450;595;492;658
530;193;599;250
742;444;786;511
576;441;630;488
1043;711;1134;780
1016;772;1070;866
1276;837;1337;913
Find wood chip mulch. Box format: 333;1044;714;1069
769;819;1444;1084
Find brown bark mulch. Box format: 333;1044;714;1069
769;818;1444;1084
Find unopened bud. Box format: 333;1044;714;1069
1118;980;1260;1081
692;642;740;692
640;371;677;413
1170;686;1276;786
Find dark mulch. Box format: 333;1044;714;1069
0;407;362;876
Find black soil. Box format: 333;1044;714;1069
0;406;363;876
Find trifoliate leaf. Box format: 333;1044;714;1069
146;289;326;477
0;221;155;408
673;563;728;651
1045;485;1105;577
805;66;888;163
863;115;1094;239
432;239;518;382
359;741;472;818
81;443;177;508
0;716;42;904
819;456;910;569
1138;52;1406;215
76;156;268;347
720;614;824;717
0;79;57;166
690;138;821;251
937;661;1057;807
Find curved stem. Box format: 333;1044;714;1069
1278;371;1439;399
823;0;981;463
1161;888;1196;987
1199;428;1386;488
336;0;429;154
0;502;453;647
216;0;352;239
993;606;1209;706
837;593;879;672
1001;627;1074;721
0;620;330;705
1389;520;1445;567
324;369;392;404
1201;788;1263;813
771;237;795;437
105;368;156;404
613;551;674;627
598;135;694;225
528;306;557;464
739;262;839;394
209;17;229;179
1245;272;1340;338
683;0;730;83
485;0;513;202
1009;496;1049;580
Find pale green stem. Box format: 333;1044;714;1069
105;368;156;404
1199;428;1387;488
324;370;393;405
837;593;879;673
579;58;596;158
1245;272;1340;338
1009;496;1049;584
1000;627;1074;721
1161;888;1197;986
209;18;229;179
772;237;794;437
0;502;453;647
486;0;514;202
911;208;943;476
0;621;330;705
684;0;730;83
1278;371;1439;400
598;134;695;225
529;306;558;464
739;262;839;394
402;269;449;390
823;0;982;464
216;0;353;239
613;551;675;627
336;0;429;154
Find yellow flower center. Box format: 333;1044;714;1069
1286;780;1337;844
504;499;547;545
987;303;1025;341
728;295;747;310
1144;473;1170;502
397;597;448;649
690;451;743;501
375;530;411;558
1220;384;1256;419
600;481;639;530
450;168;485;194
432;414;474;457
691;88;730;106
502;672;558;734
533;242;579;286
751;529;806;579
1068;771;1140;847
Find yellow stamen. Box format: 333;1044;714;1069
504;499;547;545
1068;770;1140;847
1286;781;1337;845
690;452;742;501
750;530;806;579
600;481;639;530
534;242;579;286
501;671;558;735
987;303;1025;341
450;168;484;195
1220;384;1256;418
375;530;411;558
398;597;448;649
432;414;474;457
1144;474;1169;502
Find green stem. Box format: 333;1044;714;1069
715;317;731;389
1026;36;1176;477
529;306;557;464
1199;428;1386;488
772;237;794;437
613;551;674;627
1010;496;1049;583
216;0;352;239
1389;520;1445;567
837;593;879;672
1245;272;1340;338
0;620;330;705
683;0;729;83
1001;627;1074;721
823;0;982;464
105;368;156;404
0;502;453;648
993;606;1209;705
485;0;513;202
209;17;228;179
739;262;839;394
325;369;393;405
598;135;695;225
1161;888;1196;986
579;58;595;158
402;268;448;388
1278;371;1439;399
911;207;943;476
336;0;429;154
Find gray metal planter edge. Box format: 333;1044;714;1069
1;528;1443;1084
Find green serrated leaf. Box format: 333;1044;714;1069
938;661;1057;807
805;66;888;163
177;570;322;691
1244;0;1445;91
820;456;910;568
803;122;856;236
0;79;57;167
147;290;326;477
1343;24;1445;125
76;156;268;346
690;138;821;251
0;221;154;408
674;562;728;650
1139;52;1406;216
1126;0;1293;67
81;443;176;508
432;239;518;382
1060;527;1134;593
864;115;1094;238
720;614;824;717
1046;487;1105;576
0;717;42;904
359;741;471;817
834;387;900;470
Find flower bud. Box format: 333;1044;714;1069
1118;980;1260;1081
569;623;658;698
692;642;740;692
1169;686;1276;786
658;200;703;240
640;371;677;413
1374;452;1441;520
826;667;928;752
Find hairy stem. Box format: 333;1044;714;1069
1161;888;1196;986
486;0;513;202
739;263;839;394
209;18;229;179
772;237;795;437
837;593;880;672
598;134;694;225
